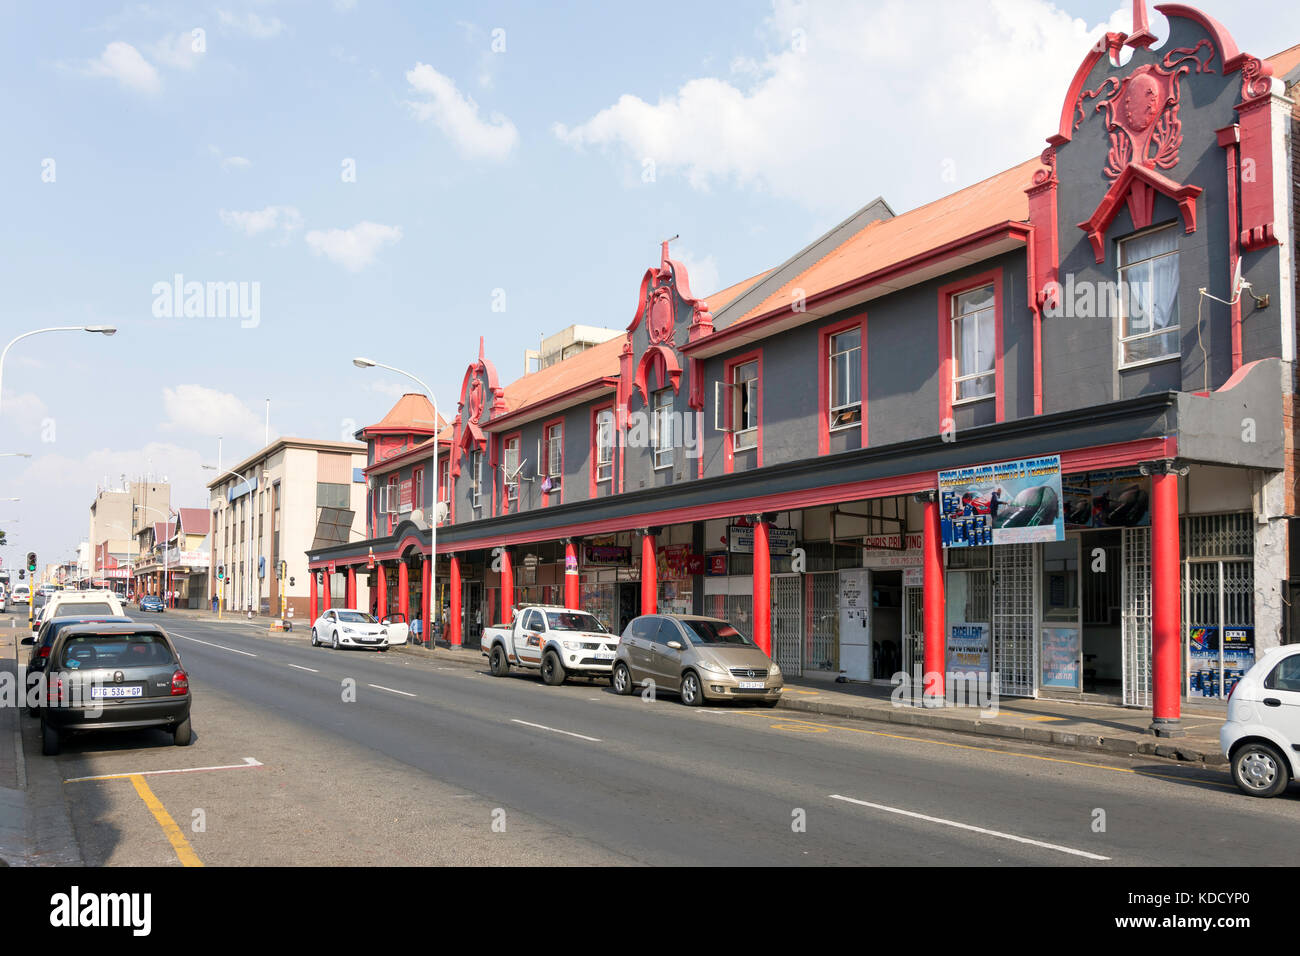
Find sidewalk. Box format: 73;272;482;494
1;622;27;865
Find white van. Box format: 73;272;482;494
9;585;31;610
33;589;125;630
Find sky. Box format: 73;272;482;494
1;0;1297;574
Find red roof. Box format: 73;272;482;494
153;521;176;540
176;508;210;535
1267;42;1300;78
363;393;444;436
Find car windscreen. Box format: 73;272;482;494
58;633;177;669
679;620;753;646
45;617;133;646
53;602;114;616
336;610;377;624
545;611;607;633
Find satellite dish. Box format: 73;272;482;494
435;502;449;524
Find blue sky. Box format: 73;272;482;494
0;0;1296;572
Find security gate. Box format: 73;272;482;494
1121;527;1152;707
806;572;838;672
772;575;803;676
1184;559;1254;699
992;543;1035;697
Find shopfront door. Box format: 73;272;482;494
1121;527;1152;707
772;574;802;677
463;580;482;645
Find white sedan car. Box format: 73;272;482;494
311;608;391;651
1221;644;1300;797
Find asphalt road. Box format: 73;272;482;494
20;611;1300;866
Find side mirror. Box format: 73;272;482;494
20;637;33;646
381;619;390;626
666;640;683;651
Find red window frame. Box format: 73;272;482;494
541;417;564;506
590;402;615;497
818;313;868;455
722;349;762;473
386;474;398;534
938;268;1004;427
412;467;424;515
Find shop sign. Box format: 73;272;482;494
938;455;1064;548
1040;626;1081;689
902;567;924;588
1063;468;1150;529
399;479;413;513
861;532;924;568
727;525;796;555
656;545;694;581
582;543;631;567
706;552;728;576
946;623;990;673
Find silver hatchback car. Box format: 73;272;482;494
612;614;782;706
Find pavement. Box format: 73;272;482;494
160;605;1228;766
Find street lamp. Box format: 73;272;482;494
0;326;116;421
203;464;264;616
0;453;32;459
352;357;443;640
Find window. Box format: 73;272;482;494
1118;225;1180;366
952;284;995;402
652;389;674;469
470;451;482;508
413;468;424;512
1264;655;1300;693
439;459;449;503
545;423;563;477
503;436;520;505
733;361;758;450
595;409;614;483
386;476;398;513
829;328;862;428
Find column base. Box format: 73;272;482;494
1148;717;1186;738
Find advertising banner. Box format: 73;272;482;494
1040;626;1081;689
728;525;797;555
582;543;631;567
939;455;1064;547
946;622;990;673
1188;625;1255;698
1063;467;1150;529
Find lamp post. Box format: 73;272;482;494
352;358;442;639
0;327;116;420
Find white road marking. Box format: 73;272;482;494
368;683;416;697
67;757;264;784
288;663;320;673
173;633;257;657
828;794;1110;861
510;719;602;742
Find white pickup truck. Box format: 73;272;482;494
481;605;620;685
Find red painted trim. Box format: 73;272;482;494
449;554;462;646
752;519;771;655
431;436;1175;555
1216;125;1243;371
564;540;580;610
589;402;614;498
1151;471;1181;721
922;498;945;700
817;313;869;455
681;223;1030;358
1078;164;1202;264
541;417;565;507
938;268;1004;427
722;349;763;474
640;532;657;614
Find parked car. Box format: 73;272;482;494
379;611;410;646
481;605;618;685
1221;645;1300;797
35;589;126;630
310;608;390;651
612;614;783;706
9;585;30;611
139;595;166;613
21;615;133;716
39;621;192;756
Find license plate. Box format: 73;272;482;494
738;681;765;690
91;686;143;699
594;651;615;659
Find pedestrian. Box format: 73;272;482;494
411;615;423;646
211;593;218;614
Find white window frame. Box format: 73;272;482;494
951;283;996;406
652;388;674;470
829;328;862;431
733;361;758;451
595;410;614;483
503;437;520;505
1117;224;1181;370
545;424;563;478
470;451;482;508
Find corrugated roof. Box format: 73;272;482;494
366;393;443;434
1267;41;1300;79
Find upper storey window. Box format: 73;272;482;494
1118;225;1180;368
951;284;995;403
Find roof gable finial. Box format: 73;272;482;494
1127;0;1156;49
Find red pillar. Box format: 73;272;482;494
922;497;946;704
640;530;657;614
752;517;772;655
323;572;332;611
1151;470;1183;735
376;562;387;619
346;566;357;609
564;539;580;610
308;569;318;623
398;560;410;623
422;555;432;640
449;554;463;646
499;548;514;624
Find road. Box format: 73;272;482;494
18;610;1300;866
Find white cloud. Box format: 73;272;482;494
218;10;285;39
305;221;402;272
160;385;263;444
219;205;302;242
553;0;1134;210
150;30;202;70
0;390;50;436
405;62;518;160
221;155;251;170
85;41;161;94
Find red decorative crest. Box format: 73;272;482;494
646;284;675;346
1075;41;1215;180
467;376;484;423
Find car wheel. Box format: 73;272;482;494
541;650;566;686
680;671;703;707
311;628;320;647
173;717;193;747
489;645;510;677
41;717;60;757
612;662;633;696
1231;741;1290;798
331;630;340;650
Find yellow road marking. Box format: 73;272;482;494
129;774;203;867
748;712;1235;790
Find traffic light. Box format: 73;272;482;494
216;564;224;581
26;551;36;573
18;569;25;580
